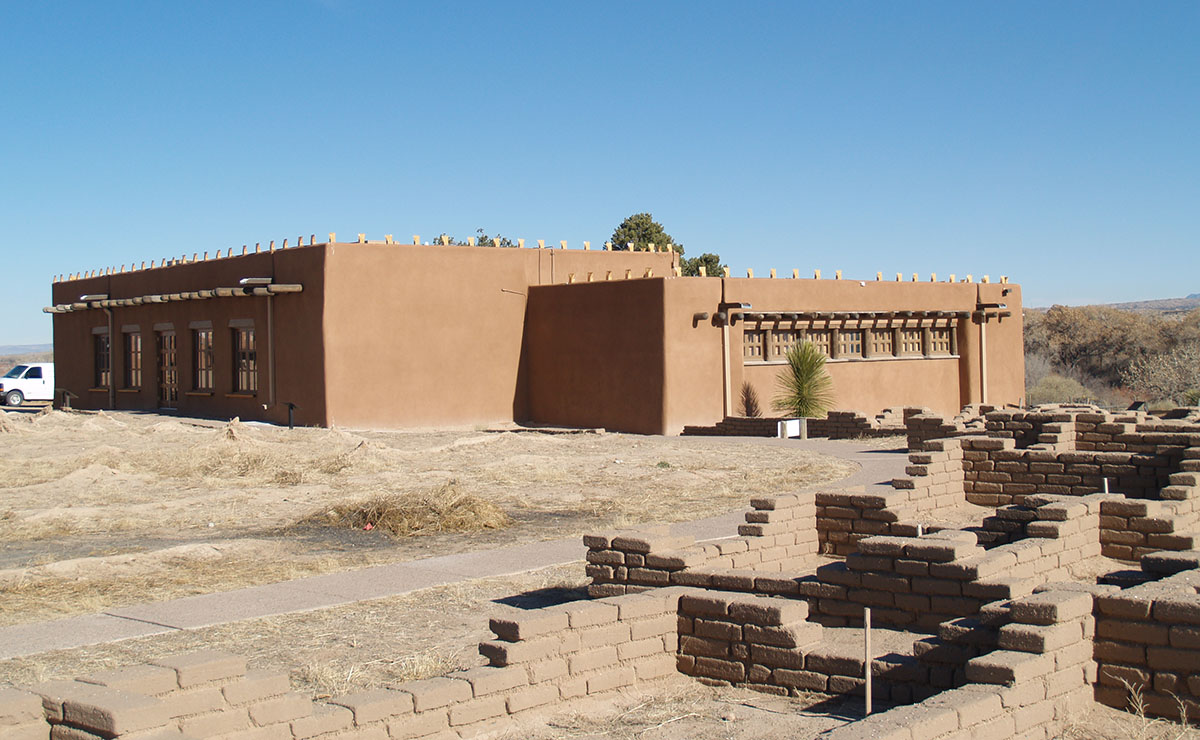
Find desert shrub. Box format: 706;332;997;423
1027;374;1091;405
773;342;834;418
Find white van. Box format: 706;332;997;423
0;362;54;406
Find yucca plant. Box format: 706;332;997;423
773;341;834;418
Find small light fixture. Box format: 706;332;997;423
239;277;272;285
79;294;108;301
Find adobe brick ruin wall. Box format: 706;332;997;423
681;407;922;439
1;580;1109;740
586;491;1111;634
1093;550;1200;720
1;591;684;740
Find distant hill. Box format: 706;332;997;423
1031;296;1200;315
0;344;52;357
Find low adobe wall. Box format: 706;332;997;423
1093;550;1200;720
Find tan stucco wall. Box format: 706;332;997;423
319;244;676;429
722;277;1023;420
524;279;668;434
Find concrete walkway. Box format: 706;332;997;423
0;438;907;661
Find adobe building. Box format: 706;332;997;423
45;236;1024;433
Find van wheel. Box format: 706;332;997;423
4;390;23;407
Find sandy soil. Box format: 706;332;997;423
0;408;856;625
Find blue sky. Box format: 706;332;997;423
1;1;1197;345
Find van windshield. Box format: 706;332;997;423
3;365;28;379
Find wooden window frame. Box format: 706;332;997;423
232;327;258;394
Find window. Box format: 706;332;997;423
804;329;832;357
94;333;111;387
930;327;953;355
837;330;863;358
232;327;257;393
25;366;42;379
193;329;214;391
743;329;766;361
123;333;142;388
869;329;894;356
771;329;802;360
899;328;924;356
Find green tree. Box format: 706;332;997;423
609;213;679;253
773;342;834;418
608;213;724;276
681;253;724;277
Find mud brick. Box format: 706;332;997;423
805;652;863;677
500;683;558;715
161;687;224;718
998;622;1084;654
1097;663;1151;689
583;533;614;549
588;583;627;597
45;682;170;737
586;548;624;565
905;540;982;562
524;658;568;684
728;596;808;626
670;570;712;587
1146;646;1200;672
893;558;930;576
579;623;632;650
221;671;290;706
1096;619;1168;645
911;577;961;596
633;653;677;682
817;561;861;586
449;666;525;698
746;644;804;669
1152;597;1200;625
694;618;740;641
693;657;745;683
568;646;619;674
711;569;757;590
862;572;911;593
488;611;569;643
179;706;250;737
76;665;178;696
616;636;666;661
289;704;353;739
679;635;729;659
585;666;636;695
151;651;246;687
446;695;506;727
396;678;471;714
965;651;1054;685
754;575;802;596
610;533;691;553
744;621;822;648
328;689;413;725
644;547;707;570
558;600;620;628
629;613;676;640
388;709;449;740
478;635;559;666
1009;591;1091;626
679;593;730;617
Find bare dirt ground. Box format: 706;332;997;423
0;408;856;626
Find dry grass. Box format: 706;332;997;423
0;550;342;627
1058;680;1199;740
0;410;859;625
298;480;511;536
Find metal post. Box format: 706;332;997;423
864;607;873;715
287;402;296;430
1103;477;1110;494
